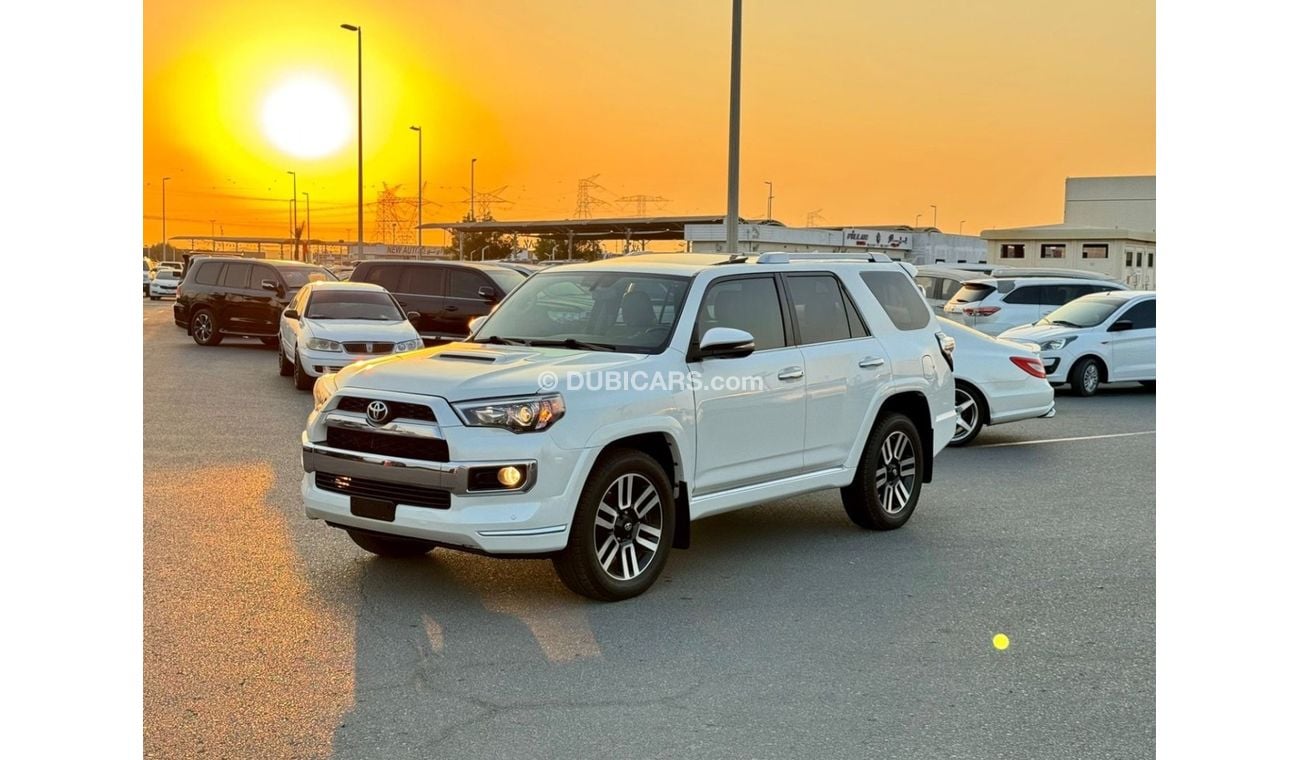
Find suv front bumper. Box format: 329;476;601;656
301;431;590;554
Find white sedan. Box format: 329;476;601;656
941;317;1056;446
149;268;181;299
278;282;424;390
1000;291;1156;397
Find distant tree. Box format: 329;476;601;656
147;242;183;262
448;212;518;261
532;237;605;262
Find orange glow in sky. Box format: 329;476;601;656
143;0;1154;245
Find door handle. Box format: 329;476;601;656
777;367;804;381
859;356;885;368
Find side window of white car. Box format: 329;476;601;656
697;276;787;351
1117;300;1156;329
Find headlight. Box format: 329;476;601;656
306;337;343;352
452;394;565;433
1040;336;1077;351
394;338;422;353
312;373;339;411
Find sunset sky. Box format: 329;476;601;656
143;0;1154;246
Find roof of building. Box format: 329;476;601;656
418;215;778;241
979;223;1156;243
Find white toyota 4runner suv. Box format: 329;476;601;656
301;253;958;600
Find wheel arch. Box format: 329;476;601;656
1070;353;1109;383
592;431;691;550
875;391;934;483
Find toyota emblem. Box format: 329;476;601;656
366;400;391;425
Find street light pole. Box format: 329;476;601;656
470;157;477;221
303;192;312;261
341;23;363;259
410;125;423;253
765;180;774;221
959;219;966;234
724;0;743;252
930;204;938;229
914;213;921;227
160;176;171;261
287;170;297;257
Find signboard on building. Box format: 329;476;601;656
843;228;912;250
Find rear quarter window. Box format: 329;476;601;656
194;262;222;286
859;270;931;331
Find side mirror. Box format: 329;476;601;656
1109;320;1134;332
261;279;281;293
698;327;755;359
283;308;299;320
468;316;487;334
406;311;421;323
478;285;498;302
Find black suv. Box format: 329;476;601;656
173;256;336;346
349;260;525;342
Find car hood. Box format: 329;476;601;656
301;318;419;342
333;340;659;401
998;323;1085;342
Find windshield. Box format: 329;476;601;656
156;270;179;280
306;289;405;320
473;270;690;353
282;266;337;288
1038;297;1127;328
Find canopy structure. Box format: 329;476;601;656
419;215;783;242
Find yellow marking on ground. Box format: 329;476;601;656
993;633;1010;650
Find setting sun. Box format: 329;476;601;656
259;74;350;160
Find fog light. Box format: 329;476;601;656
497;466;524;488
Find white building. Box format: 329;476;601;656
982;176;1156;288
685;223;986;265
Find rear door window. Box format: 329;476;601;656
251;265;277;290
914;276;937;299
939;277;965;301
448;269;492;300
786;275;854;344
220;262;251;289
1003;285;1043;305
365;265;403;292
859;270;931;331
401;266;445;296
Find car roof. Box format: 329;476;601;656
188;256;326;267
915;266;984;279
963;276;1127;287
304;280;387;292
358;258;514;273
550;252;915;277
1077;289;1154;301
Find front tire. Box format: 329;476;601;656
278;344;293;376
190;309;223;346
949;383;985;447
293;349;314;390
1069;357;1102;397
841;413;924;530
346;530;436;558
552;448;675;601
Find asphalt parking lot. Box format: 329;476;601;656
143;299;1155;759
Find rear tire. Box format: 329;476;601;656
552;448;675;601
293;349;314;390
190;309;222;346
346;530;436;558
841;413;924;530
949;382;985;447
1069;357;1102;397
278;344;293;376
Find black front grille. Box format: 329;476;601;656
342;341;394;354
315;471;450;509
335;396;437;422
326;427;450;461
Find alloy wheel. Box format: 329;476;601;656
593;473;663;582
875;431;917;515
953;388;979;443
1083;363;1100;394
193;313;212;342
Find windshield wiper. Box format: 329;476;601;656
524;338;618;352
477;335;530;346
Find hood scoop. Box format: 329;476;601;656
435;352;500;363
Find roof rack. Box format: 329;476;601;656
754;251;897;265
988;267;1120;281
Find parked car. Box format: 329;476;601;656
349;260;526;344
939;318;1055;446
149;268;182;300
1000;291;1156;396
277;281;424;390
492;261;542;278
301;252;959;601
156;261;183;273
914;266;979;315
943;276;1127;337
173;256;337;346
143;256;156;295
